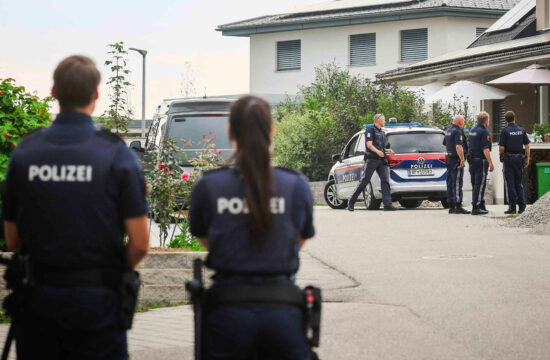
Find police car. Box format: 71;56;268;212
324;122;448;209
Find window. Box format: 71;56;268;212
400;28;428;63
476;27;487;37
386;133;445;154
277;40;301;71
356;134;366;153
345;136;359;158
350;33;376;66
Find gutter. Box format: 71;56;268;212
217;7;507;37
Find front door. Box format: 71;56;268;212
334;134;365;199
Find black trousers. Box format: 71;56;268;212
348;158;392;208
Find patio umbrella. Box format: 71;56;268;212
487;64;550;85
487;63;550;126
425;80;514;104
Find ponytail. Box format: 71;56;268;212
229;96;274;244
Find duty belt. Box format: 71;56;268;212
31;265;121;290
207;283;304;308
506;153;523;157
446;153;458;157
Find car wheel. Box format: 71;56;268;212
398;200;423;209
363;182;382;210
324;179;348;209
441;199;449;209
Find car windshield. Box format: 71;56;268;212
388;132;445;154
166;115;233;164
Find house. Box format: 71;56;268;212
377;0;550;205
217;0;519;95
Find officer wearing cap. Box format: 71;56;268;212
347;113;395;211
468;112;495;215
443;115;470;214
189;96;315;359
2;55;149;359
499;110;530;214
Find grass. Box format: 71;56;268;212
0;310;11;324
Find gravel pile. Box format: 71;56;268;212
510;191;550;228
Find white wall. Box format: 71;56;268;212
249;17;496;94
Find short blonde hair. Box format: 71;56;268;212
373;113;385;122
477;111;489;125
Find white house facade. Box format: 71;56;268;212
217;0;520;94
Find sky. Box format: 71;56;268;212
0;0;322;118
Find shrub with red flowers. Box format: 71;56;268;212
0;78;52;182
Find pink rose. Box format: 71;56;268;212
181;172;190;181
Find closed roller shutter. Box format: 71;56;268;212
476;27;487;37
400;28;428;63
277;40;301;71
350;33;376;66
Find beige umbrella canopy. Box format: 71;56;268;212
487;64;550;85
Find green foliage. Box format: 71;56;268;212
167;219;205;251
273;63;424;180
425;96;475;130
0;78;52;182
99;42;133;135
534;123;550;137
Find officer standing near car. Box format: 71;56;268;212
347;113;395;211
189;96;315;360
1;55;149;359
468;112;495;215
443;115;471;214
499;110;530;214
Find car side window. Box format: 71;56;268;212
345;136;359;159
356;134;366;153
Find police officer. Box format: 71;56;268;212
443;115;470;214
1;55;149;359
468;112;495;215
189;96;315;359
347;113;395;211
499;110;530;214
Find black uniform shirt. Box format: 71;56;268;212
189;167;314;275
1;111;148;271
365;126;387;158
443;124;464;155
499;123;530;154
468;124;491;156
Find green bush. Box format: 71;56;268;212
273;63;424;180
167;219;205;251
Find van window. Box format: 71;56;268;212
166;115;232;163
169;102;230;114
388;132;445;154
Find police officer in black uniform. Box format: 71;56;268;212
443;115;470;214
499;110;530;214
468;112;495;215
2;55;149;359
347;113;395;211
189;96;315;360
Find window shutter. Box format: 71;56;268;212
400;28;428;62
350;33;376;66
277;40;301;71
476;27;487;37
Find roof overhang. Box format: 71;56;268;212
377;34;550;85
218;7;506;37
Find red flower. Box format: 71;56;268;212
5;136;9;141
2;132;7;136
159;162;165;171
10;144;15;149
0;92;4;96
40;114;45;118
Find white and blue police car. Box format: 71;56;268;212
324;122;449;210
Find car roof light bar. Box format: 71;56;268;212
364;123;424;129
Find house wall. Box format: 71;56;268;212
249;17;496;94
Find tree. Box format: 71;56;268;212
100;42;134;135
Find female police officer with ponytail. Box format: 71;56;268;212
189;96;315;360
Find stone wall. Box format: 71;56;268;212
309;181;327;205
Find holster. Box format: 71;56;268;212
466;153;473;165
119;270;141;330
500;153;508;163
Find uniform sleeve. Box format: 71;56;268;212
1;156;19;222
112;144;149;219
481;129;491;149
292;175;315;240
523;130;530;145
454;129;463;146
365;128;374;143
442;134;447;146
498;129;507;147
189;177;210;238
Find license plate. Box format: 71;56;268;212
408;169;434;176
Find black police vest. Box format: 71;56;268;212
203;167;302;275
365;128;386;159
14;129;126;271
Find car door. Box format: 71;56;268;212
334;134;364;198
